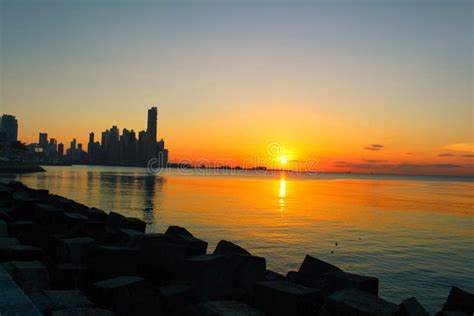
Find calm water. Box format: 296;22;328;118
4;166;473;313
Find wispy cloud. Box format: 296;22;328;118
438;153;474;158
363;144;384;151
333;161;464;171
442;142;474;153
363;159;388;163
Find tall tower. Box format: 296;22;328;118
0;115;18;145
88;132;95;156
147;107;157;144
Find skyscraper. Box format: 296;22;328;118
147;107;157;144
58;143;64;160
88;132;95;155
48;138;57;161
0;114;18;146
39;133;48;148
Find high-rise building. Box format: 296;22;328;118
39;133;48;145
48;138;57;161
138;130;147;161
70;138;77;151
0;115;18;147
88;132;95;155
109;126;120;162
147;107;157;144
58;143;64;160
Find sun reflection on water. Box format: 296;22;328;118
279;176;286;212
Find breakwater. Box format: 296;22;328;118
0;180;472;315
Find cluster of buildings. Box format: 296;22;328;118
0;107;168;167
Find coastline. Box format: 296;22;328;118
0;161;45;174
0;180;472;315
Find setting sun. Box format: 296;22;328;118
280;157;288;165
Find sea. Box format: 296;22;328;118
3;165;473;313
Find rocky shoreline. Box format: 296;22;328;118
0;180;472;316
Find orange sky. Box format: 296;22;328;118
2;1;473;176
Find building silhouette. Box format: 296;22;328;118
0;114;19;157
0;114;18;145
1;107;168;166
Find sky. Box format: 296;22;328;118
1;0;473;175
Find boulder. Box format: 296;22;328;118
0;245;45;262
11;192;40;220
106;212;146;233
0;219;8;237
198;301;264;316
58;212;89;231
116;228;145;244
158;284;194;315
29;290;94;314
0;208;15;222
214;240;251;256
233;254;266;291
176;254;236;300
169;233;208;258
57;237;98;265
286;270;299;283
294;255;342;288
2;260;50;293
85;208;108;222
211;240;265;293
0;237;20;247
254;280;324;316
133;233;188;284
165;226;208;257
7;221;41;245
93;276;158;316
28;189;49;199
322;271;379;295
34;203;64;228
50;195;89;213
440;286;474;315
320;288;399;316
94;246;139;280
68;221;107;240
397;297;429;316
265;269;286;281
0;189;12;207
51;263;92;291
165;226;194;237
0;265;42;315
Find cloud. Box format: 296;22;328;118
363;144;384;151
333;161;463;171
438;153;474;158
363;159;388;163
442;142;474;153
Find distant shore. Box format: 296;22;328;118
0;161;45;174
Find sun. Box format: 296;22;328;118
280;157;288;165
